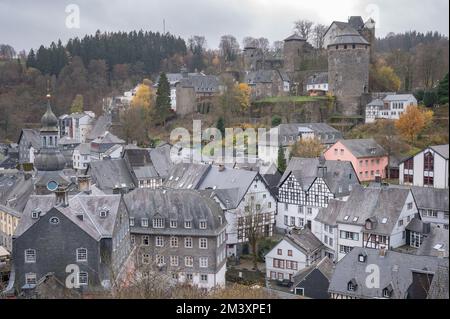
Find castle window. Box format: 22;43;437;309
352;44;356;49
335;45;339;50
344;45;348;49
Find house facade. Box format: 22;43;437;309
17;129;40;165
306;72;328;96
399;145;449;189
324;139;388;182
365;94;417;123
265;228;323;282
124;189;227;290
276;157;359;236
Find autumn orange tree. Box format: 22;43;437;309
131;80;154;109
234;83;251;113
290;137;324;159
395;105;433;144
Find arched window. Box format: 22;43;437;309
43;136;47;147
49;136;53;146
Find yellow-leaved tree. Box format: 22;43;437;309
290;137;324;159
395;105;433;143
235;83;251;113
132;81;154;109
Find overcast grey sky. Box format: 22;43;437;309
1;0;448;52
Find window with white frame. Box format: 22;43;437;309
199;238;208;249
170;219;178;228
199;257;208;268
76;248;87;262
25;249;36;263
185;220;192;228
153;218;164;228
185;237;193;248
170;236;179;247
25;273;37;285
200;274;208;283
170;255;179;266
78;272;88;286
155;236;164;247
185;256;193;267
155;255;165;265
129;217;135;226
199;220;207;229
141;218;149;227
130;234;135;245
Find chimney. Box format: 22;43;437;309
55;186;69;207
77;175;91;194
379;246;387;258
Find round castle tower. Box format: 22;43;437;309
327;34;370;116
283;34;307;76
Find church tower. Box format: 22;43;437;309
34;93;70;195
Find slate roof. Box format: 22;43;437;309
411;186;449;212
87;115;112;141
198;165;259;208
339;139;387;158
315;199;346;226
149;145;173;179
0;173;34;213
266;123;342;147
348;16;365;30
0;157;18;169
91;131;125;145
123;188;226;236
75;143;91;155
329;34;370;46
18;129;40;149
178;74;220;93
245;69;290;85
417;225;449;258
293;256;334;287
164;163;210;189
284;34;306;42
280;157;359;196
328;247;448;299
58;136;80;145
285;228;323;255
430;144;449;160
306;72;328;85
88;159;135;192
14;193;123;241
367;99;384;107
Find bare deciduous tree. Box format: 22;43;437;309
293;20;314;41
312;24;328;49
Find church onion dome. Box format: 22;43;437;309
284;34;306;42
34;148;67;171
328;34;370;47
40;94;58;132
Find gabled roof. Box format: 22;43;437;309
348;16;365;30
284;34;306;42
87;115;112;141
149;144;174;178
338;139;387;158
279;157;359;196
91;131;125;145
266;123;342;147
0;173;34;213
18;129;40;149
315;199;345;226
399;144;449;164
14;193;123;241
306;72;328;85
293;256;334;287
383;94;417;102
164;163;210;189
417;225;449;258
329;34;370;46
410;186;449;212
284;228;323;255
178;74;220;93
123;189;226;236
328;247;448;299
75;143;90;155
334;185;411;236
88;158;135;192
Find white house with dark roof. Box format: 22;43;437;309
265;228;323;283
276;157;360;239
365;94;418;123
332;184;418;261
399;144;449;189
17;129;40;165
306;72;328;96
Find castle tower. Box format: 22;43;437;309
243;46;258;71
361;18;376;62
283;34;306;75
34;93;70;195
328;34;370;116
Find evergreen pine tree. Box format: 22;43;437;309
155;72;172;126
216;117;225;137
437;73;449;105
277;147;287;172
26;49;36;69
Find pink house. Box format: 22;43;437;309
324;139;388;182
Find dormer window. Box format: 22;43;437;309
129;217;135;227
100;210;108;218
347;280;357;292
31;209;41;219
352;217;359;222
344;215;350;221
170;219;177;228
199;220;207;229
153;218;164;228
49;217;60;225
381;218;388;224
358;253;367;263
185;220;192;229
141;218;149;227
218;216;223;225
